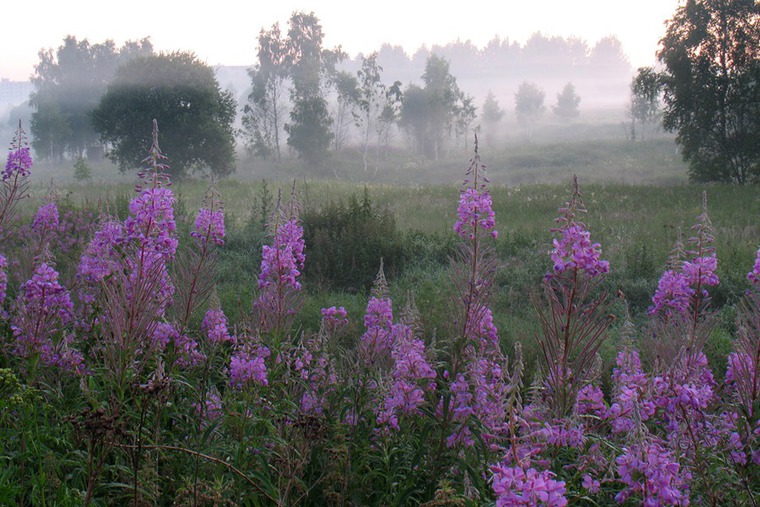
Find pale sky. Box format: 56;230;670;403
2;0;681;81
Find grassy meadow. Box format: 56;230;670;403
25;129;759;379
5;117;760;505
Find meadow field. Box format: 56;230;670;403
39;132;758;364
3;122;760;505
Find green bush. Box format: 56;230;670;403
302;190;404;292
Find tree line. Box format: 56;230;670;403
26;2;760;183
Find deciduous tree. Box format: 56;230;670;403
422;55;461;160
626;67;662;141
30;36;153;160
92;52;237;178
242;23;288;161
331;70;359;151
514;81;545;128
552;82;581;120
284;11;345;168
356;52;387;172
658;0;760;184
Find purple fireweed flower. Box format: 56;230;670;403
377;379;426;431
682;256;719;291
581;474;600;494
549;224;609;277
390;324;436;382
470;356;509;436
38;331;85;374
648;270;695;317
174;333;206;369
748;247;760;285
608;348;651;433
377;323;436;430
454;187;497;240
32;202;59;233
447;303;509;447
258;217;305;290
0;254;7;306
321;306;348;328
359;296;394;365
576;384;606;418
153;321;177;350
540;421;585;448
651;193;719;317
151;321;204;367
490;464;568;507
446;373;476;447
11;262;82;373
292;332;337;415
463;305;500;356
614;441;691;506
125;186;178;258
202;307;235;344
229;342;270;388
192;390;223;429
364;297;393;329
78;218;126;285
4;146;32;180
191;206;225;246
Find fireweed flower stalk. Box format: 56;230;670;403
290;329;339;416
614;440;691;506
253;187;305;336
445;139;513;451
86;121;183;387
358;264;395;368
535;175;613;418
173;182;226;333
229;337;270;388
748;246;760;285
21;201;62;275
648;194;718;371
376;322;437;431
11;260;84;375
725;263;760;472
490;464;568;507
0;120;31;243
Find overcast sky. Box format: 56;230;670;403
2;0;681;81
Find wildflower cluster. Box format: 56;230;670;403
2;126;759;506
229;340;270;388
550;224;609;277
650;195;719;320
258;217;305;291
3;121;32;181
191;183;225;246
254;190;306;335
548;175;608;278
202;307;234;344
748;246;760;285
376;322;436;431
491;464;568;507
446;140;513;449
359;271;395;366
454;186;497;240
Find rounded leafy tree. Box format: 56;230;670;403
93;52;237;178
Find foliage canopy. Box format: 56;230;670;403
92;52;237;178
658;0;760;184
30;35;153;160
